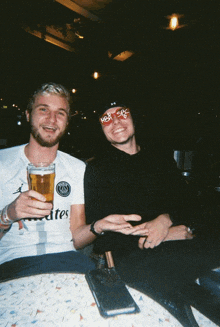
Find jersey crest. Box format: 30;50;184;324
56;181;71;197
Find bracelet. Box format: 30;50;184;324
90;221;105;237
0;224;12;234
0;206;13;226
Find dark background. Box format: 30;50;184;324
0;0;220;163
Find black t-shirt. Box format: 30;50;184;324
84;145;199;253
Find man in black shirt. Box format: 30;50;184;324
71;101;220;326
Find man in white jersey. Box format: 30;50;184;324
0;83;95;281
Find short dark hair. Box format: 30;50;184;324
102;100;127;113
27;82;72;119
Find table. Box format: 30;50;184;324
0;273;217;327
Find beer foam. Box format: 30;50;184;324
30;169;54;175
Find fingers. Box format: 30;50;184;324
115;215;142;234
100;214;142;235
138;237;147;249
21;191;52;212
138;237;158;249
28;198;52;210
114;223;140;234
105;214;141;228
8;191;52;220
25;196;52;218
139;232;165;249
26;200;52;217
139;237;153;249
114;225;134;232
124;214;142;222
25;190;47;202
130;229;149;236
99;216;129;233
130;223;149;236
143;239;159;249
118;227;139;235
144;239;154;249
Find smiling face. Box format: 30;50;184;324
100;106;135;147
26;93;69;148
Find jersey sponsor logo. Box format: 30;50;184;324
45;209;69;220
56;181;71;197
24;209;69;221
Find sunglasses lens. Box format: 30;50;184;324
100;108;130;125
116;108;130;119
100;114;112;126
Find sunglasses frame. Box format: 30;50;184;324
99;107;130;126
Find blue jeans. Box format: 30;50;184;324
0;251;95;282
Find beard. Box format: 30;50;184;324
30;120;67;148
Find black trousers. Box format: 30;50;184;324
0;251;95;282
113;237;220;295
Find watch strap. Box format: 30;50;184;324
90;221;105;236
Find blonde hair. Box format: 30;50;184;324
27;82;71;119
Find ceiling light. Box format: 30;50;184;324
166;14;185;30
75;31;84;39
93;72;99;79
113;51;134;61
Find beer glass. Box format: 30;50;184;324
27;163;55;204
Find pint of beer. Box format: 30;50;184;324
27;163;55;204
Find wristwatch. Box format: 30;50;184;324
90;221;105;236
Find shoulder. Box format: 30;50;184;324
57;150;86;170
84;155;106;180
141;144;176;166
84;153;118;187
85;153;111;172
0;144;26;165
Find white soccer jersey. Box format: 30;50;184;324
0;144;85;264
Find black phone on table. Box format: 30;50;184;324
85;267;140;318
